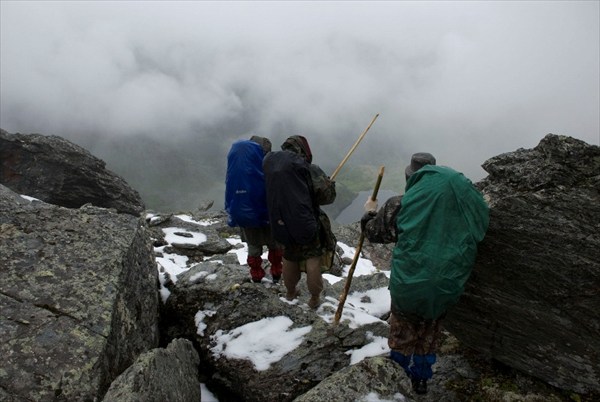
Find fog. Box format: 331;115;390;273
1;1;598;211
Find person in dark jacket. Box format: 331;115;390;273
361;152;489;395
225;135;283;283
263;135;336;309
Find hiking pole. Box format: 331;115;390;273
333;166;384;326
330;113;379;181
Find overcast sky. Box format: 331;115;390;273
1;1;599;182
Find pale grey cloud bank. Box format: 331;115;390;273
1;0;599;183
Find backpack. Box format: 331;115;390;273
225;140;269;228
317;209;337;271
390;165;489;319
263;150;318;246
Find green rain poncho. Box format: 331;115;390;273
390;165;489;320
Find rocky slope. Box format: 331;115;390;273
1;131;598;401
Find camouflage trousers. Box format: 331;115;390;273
388;308;445;356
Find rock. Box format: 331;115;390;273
293;356;413;402
0;130;145;215
147;211;234;266
198;199;214;211
170;237;233;255
160;261;391;402
102;338;201;402
446;134;600;393
0;184;159;401
145;212;173;227
337;221;394;271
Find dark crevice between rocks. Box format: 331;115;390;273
0;290;24;303
33;303;79;320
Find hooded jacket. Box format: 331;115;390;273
263;135;336;247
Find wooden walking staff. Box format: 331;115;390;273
333;166;385;326
330;113;379;181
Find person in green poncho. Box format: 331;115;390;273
361;152;489;395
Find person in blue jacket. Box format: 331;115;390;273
361;152;489;395
225;136;283;283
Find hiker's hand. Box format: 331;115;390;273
364;198;378;212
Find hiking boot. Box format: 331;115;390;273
247;256;265;283
285;288;300;301
268;249;283;283
250;267;265;283
307;295;321;309
411;378;428;395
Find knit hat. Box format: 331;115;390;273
405;152;436;177
281;135;313;163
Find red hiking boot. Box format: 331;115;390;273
247;256;265;283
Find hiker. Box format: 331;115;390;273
263;135;336;309
361;152;489;395
225;135;283;283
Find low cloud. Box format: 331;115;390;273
1;1;598;184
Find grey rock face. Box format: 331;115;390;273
446;134;600;393
0;129;145;215
0;184;159;401
102;338;201;402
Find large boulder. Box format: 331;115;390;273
293;356;412;401
0;184;159;401
0;129;145;215
446;134;600;393
102;338;201;402
160;256;391;402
